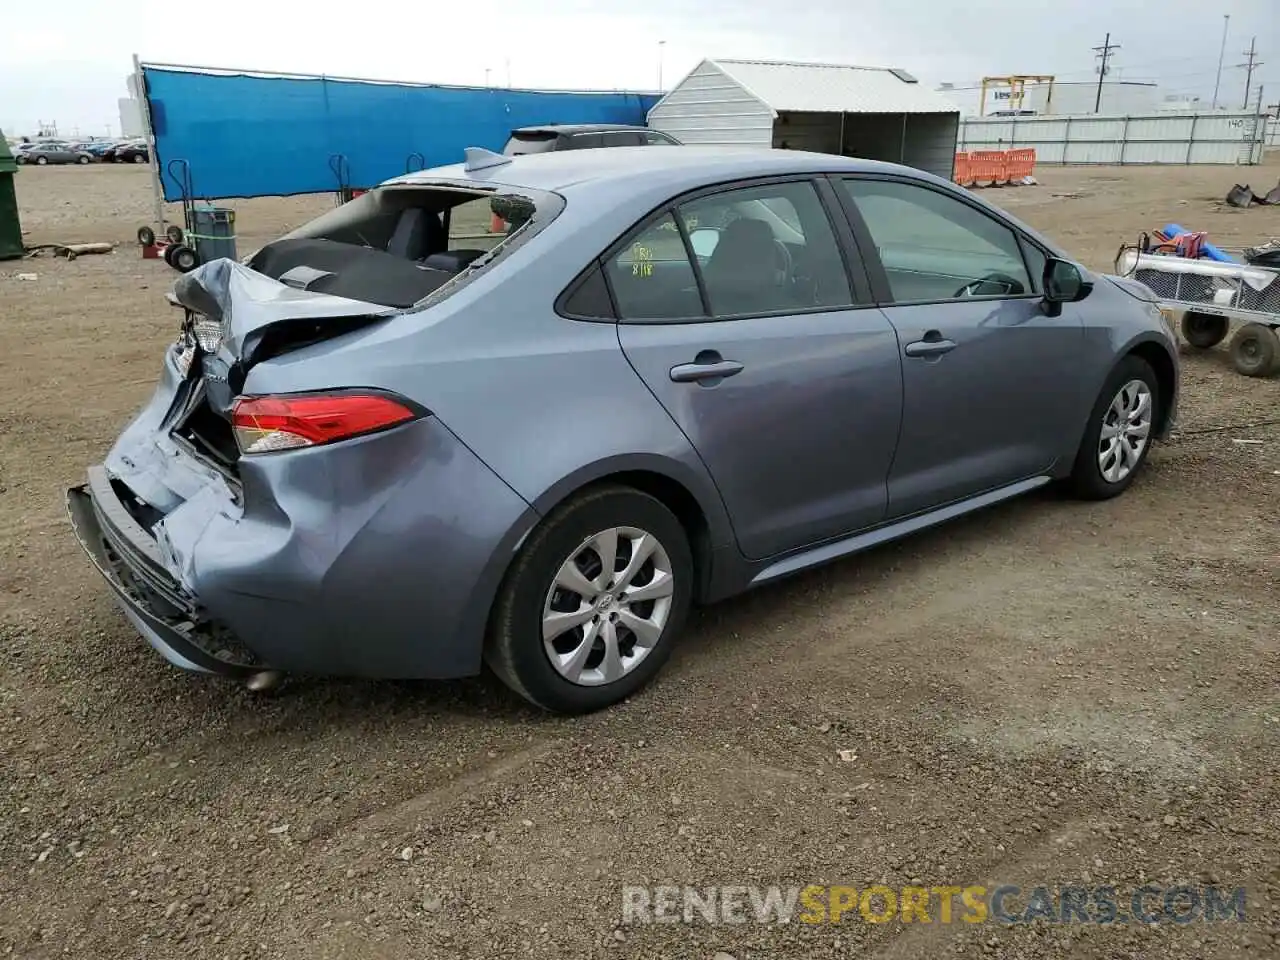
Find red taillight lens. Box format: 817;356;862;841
231;392;421;454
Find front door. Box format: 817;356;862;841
837;176;1086;518
609;178;904;561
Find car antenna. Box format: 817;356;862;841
463;147;512;172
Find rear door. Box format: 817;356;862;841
598;177;903;561
835;175;1085;518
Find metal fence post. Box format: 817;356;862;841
133;53;167;234
1119;116;1130;165
1062;117;1072;164
1185;115;1198;164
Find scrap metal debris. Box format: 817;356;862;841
1226;181;1280;208
24;242;115;260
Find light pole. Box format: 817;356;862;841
1212;14;1230;109
658;40;666;91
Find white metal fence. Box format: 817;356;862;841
958;111;1269;165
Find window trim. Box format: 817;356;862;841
556;260;617;321
834;173;1055;308
557;174;876;326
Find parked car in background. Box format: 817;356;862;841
14;140;71;157
68;146;1179;714
103;139;149;163
15;143;94;165
502;123;681;155
77;140;119;159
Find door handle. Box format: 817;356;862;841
904;334;957;358
669;359;745;383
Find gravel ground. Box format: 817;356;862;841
1;161;1278;960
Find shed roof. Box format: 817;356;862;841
708;58;960;115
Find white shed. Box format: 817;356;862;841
648;58;962;181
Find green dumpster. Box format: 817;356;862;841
0;131;23;260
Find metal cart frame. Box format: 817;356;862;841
1115;249;1280;377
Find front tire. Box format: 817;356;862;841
1069;355;1159;500
35;156;48;165
485;485;692;714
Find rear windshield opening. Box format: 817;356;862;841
246;185;550;308
502;131;558;156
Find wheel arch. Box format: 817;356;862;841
1124;338;1178;437
523;455;735;603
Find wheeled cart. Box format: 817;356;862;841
1115;248;1280;377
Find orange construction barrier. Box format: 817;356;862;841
969;150;1009;186
1004;148;1036;181
953;152;972;186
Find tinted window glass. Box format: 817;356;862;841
561;263;615;319
568;133;604;149
502;132;558;156
677;181;852;316
841;178;1032;303
643;131;679;145
601;131;644;147
605;213;704;321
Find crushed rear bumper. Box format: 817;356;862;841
66;466;262;678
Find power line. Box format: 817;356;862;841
1092;32;1121;113
1235;36;1264;109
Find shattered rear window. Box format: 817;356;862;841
246;183;558;309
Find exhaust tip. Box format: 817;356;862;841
246;669;285;693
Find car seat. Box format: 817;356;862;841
701;218;788;314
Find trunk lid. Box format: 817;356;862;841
163;258;398;478
172;257;398;364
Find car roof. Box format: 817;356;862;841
394;145;912;195
509;123;648;135
388;145;1067;257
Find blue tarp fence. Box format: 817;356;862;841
142;65;661;201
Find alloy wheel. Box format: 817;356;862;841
1097;379;1152;483
541;526;674;686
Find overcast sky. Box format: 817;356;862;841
3;0;1275;136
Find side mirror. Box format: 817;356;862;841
1043;258;1092;303
688;228;721;260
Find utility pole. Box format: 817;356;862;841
1212;14;1230;108
658;40;666;91
1092;33;1120;113
1236;37;1263;110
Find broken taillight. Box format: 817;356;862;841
231;391;423;454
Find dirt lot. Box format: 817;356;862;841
1;161;1278;960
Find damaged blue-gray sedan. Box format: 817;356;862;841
69;146;1179;713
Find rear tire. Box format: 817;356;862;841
78;154;90;165
35;156;48;165
1068;355;1160;501
1229;323;1277;377
136;225;156;247
485;485;692;714
1180;311;1229;349
133;153;147;164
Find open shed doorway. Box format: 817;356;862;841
772;111;959;180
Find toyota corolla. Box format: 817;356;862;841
68;146;1178;713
